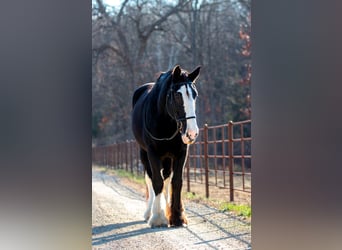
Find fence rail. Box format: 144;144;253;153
92;120;251;202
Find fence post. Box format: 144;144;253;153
118;143;120;169
186;154;190;193
92;147;95;165
120;143;122;169
204;124;209;198
125;140;129;171
92;147;94;164
113;143;118;169
228;121;234;202
108;146;111;168
121;143;123;169
103;147;106;167
130;140;134;174
111;145;114;169
136;142;140;175
240;123;245;191
117;143;120;169
106;146;108;168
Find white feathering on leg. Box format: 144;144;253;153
148;193;168;227
163;171;173;205
144;174;154;221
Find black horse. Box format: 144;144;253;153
132;65;201;227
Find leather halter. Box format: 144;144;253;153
167;82;196;121
144;81;197;141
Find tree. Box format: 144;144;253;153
238;2;251;120
92;0;251;145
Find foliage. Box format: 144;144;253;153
92;0;251;145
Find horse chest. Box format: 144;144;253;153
151;140;187;158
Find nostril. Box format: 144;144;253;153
186;131;198;139
189;133;197;139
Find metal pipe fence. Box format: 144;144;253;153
92;120;251;202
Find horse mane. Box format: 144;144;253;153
133;67;189;114
154;70;172;114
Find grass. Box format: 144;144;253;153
183;191;205;203
94;165;107;172
184;191;251;219
93;165;146;185
219;202;251;218
113;169;145;185
185;192;198;199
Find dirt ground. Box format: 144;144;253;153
92;167;251;249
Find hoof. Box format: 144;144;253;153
169;213;188;227
144;210;151;222
148;213;168;228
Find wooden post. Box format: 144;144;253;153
130;140;134;174
186;153;190;193
136;142;140;175
228;121;234;202
204;124;209;198
125;141;129;171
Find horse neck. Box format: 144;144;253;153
147;88;175;126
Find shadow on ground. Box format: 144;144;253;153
92;220;176;246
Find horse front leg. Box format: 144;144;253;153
146;150;168;228
169;149;188;227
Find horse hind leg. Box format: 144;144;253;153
140;149;154;221
144;173;155;221
161;159;173;223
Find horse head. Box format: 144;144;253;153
167;65;201;144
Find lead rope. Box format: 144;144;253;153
143;101;182;141
144;124;180;141
144;115;181;141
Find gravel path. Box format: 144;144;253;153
92;169;251;250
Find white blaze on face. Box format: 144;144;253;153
177;84;199;144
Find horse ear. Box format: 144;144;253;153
172;65;181;82
188;66;201;82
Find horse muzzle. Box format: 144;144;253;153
178;115;198;144
181;128;199;145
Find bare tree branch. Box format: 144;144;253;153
117;0;130;24
96;0;109;18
